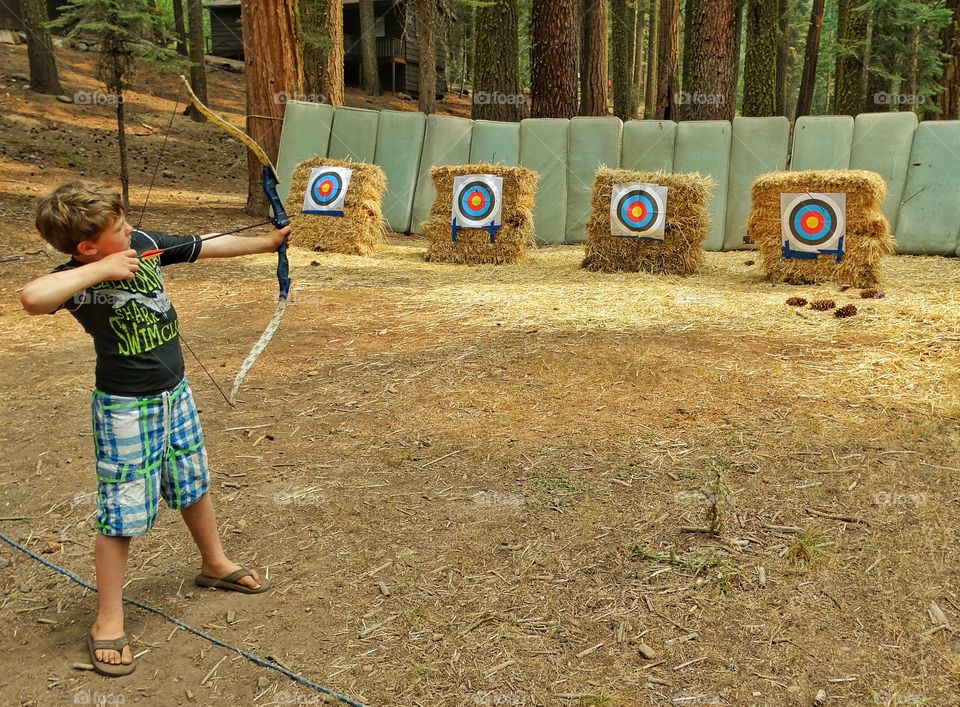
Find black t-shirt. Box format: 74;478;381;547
53;230;201;396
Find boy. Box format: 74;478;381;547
21;181;291;677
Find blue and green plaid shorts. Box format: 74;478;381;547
92;378;209;537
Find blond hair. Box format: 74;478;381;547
35;181;123;254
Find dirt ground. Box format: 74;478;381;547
1;44;959;707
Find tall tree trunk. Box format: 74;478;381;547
359;0;381;95
904;24;919;104
775;0;790;114
611;0;632;119
795;0;824;119
241;0;304;217
863;7;891;113
939;0;959;120
185;0;208;122
22;0;62;95
302;0;344;105
834;0;867;116
682;0;736;120
473;0;522;121
417;0;437;113
580;0;608;115
531;0;578;118
644;0;659;117
171;0;188;56
742;0;778;116
655;0;679;119
728;0;744;113
117;98;130;214
632;0;645;114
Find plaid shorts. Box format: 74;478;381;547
92;378;209;537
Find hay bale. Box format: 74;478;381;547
748;169;893;289
423;163;539;265
285;157;387;256
582;168;714;276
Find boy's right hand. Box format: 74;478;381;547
97;250;140;281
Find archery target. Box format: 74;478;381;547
610;183;668;239
452;175;504;228
780;192;846;255
302;167;353;215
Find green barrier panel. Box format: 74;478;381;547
374;110;426;234
566;117;623;243
895;121;960;256
723;117;789;250
519;118;569;245
850;112;918;233
327;106;380;162
410;114;474;235
276;101;334;204
790;115;854;170
673;120;732;252
470;120;521;165
621;120;676;172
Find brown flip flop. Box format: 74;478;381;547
194;567;269;594
86;633;136;677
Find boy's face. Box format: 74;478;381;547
77;212;133;260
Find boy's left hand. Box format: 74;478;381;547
270;225;292;250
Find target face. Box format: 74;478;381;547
610;183;668;239
781;192;846;256
302;166;353;216
452;174;504;228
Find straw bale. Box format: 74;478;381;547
423;163;539;265
285;157;388;256
582;168;714;276
748;169;893;289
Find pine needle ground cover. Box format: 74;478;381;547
749;169;894;289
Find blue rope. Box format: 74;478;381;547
0;531;366;707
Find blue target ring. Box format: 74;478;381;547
310;171;343;206
616;189;660;233
458;181;496;222
788;199;837;246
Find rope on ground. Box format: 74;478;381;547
0;531;367;707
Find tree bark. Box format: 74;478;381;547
775;0;789;115
654;0;679;119
473;0;522;121
611;0;632;119
728;0;744;113
171;0;188;56
580;0;608;115
834;0;867;116
742;0;778;116
22;0;62;95
185;0;208;122
531;0;578;118
359;0;381;95
794;0;824;120
681;0;736;120
417;0;437;113
302;0;344;105
241;0;304;217
631;0;645;115
644;0;659;117
939;0;959;120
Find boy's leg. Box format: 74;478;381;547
92;534;134;665
180;493;262;590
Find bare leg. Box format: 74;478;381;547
91;534;134;665
180;493;261;590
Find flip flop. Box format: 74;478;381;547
86;633;136;677
194;567;269;594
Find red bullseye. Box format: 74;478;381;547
801;213;823;233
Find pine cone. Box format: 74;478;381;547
786;297;807;307
809;299;836;311
835;304;858;318
860;289;885;299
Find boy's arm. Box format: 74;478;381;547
197;226;291;260
20;250;140;315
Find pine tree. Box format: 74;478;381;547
301;0;345;106
359;0;381;95
644;0;659;117
22;0;63;95
655;0;679;119
682;0;737;120
611;0;633;119
742;0;778;115
580;0;608;115
417;0;438;113
185;0;207;122
942;0;959;119
795;0;825;119
531;0;578;118
834;0;868;115
474;0;523;121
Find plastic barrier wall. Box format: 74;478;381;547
277;102;960;256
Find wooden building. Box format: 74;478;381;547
204;0;243;60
